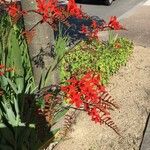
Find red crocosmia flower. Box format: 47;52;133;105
61;78;83;108
7;3;18;17
108;16;123;30
36;0;50;21
61;86;68;92
71;92;83;108
36;0;62;22
81;25;88;34
91;20;97;29
7;2;26;18
98;85;105;93
61;71;108;123
81;25;99;40
88;108;101;123
67;0;83;18
0;64;5;69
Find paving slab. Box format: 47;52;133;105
118;6;150;149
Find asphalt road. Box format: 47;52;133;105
76;0;146;21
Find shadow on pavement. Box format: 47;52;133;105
55;15;105;45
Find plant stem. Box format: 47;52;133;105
29;20;42;31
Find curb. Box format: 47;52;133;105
140;113;150;150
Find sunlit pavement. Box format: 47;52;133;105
77;0;146;20
134;2;150;149
117;1;150;48
101;1;150;149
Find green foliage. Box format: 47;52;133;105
0;73;57;149
54;27;70;58
0;13;35;90
0;15;71;149
107;30;118;45
0;13;133;148
61;35;134;84
61;43;97;81
0;14;40;149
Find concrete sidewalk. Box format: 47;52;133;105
119;4;150;149
118;3;150;48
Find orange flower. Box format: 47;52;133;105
114;42;121;49
0;64;14;76
7;2;27;18
5;67;14;72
